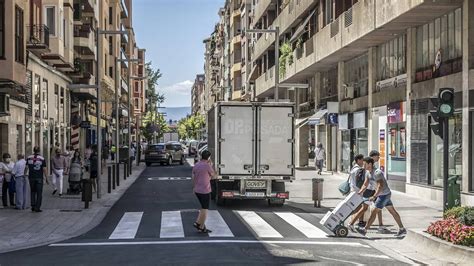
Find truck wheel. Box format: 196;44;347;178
335;225;349;237
146;162;151;167
268;198;285;207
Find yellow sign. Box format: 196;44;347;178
87;115;107;128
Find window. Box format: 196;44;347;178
109;7;113;25
377;34;406;81
15;5;24;63
0;0;4;58
45;6;56;36
109;66;113;78
63;18;66;47
135;98;139;109
54;84;59;120
42;79;48;120
109;36;113;55
344;54;368;98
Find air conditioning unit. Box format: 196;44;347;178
0;94;10;117
344;85;354;100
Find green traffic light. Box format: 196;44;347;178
439;104;452;114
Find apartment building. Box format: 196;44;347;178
247;0;473;205
0;0;28;159
191;74;205;115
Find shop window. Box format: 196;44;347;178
415;8;462;82
430;113;462;187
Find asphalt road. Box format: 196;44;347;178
0;160;408;265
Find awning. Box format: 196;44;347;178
289;9;316;43
308;109;328;125
295;118;309;128
70;87;97;100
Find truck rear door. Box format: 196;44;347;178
258;105;294;177
218;104;254;176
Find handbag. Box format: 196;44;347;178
338;174;351;196
8;175;16;193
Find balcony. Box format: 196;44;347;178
120;0;129;19
121;25;129;44
27;25;50;56
252;0;273;26
74;24;95;56
253;0;315;60
255;65;276;98
68;60;95;85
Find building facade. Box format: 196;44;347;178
198;0;474;206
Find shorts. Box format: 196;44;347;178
374;193;393;209
195;193;210;209
362;189;375;198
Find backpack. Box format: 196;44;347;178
355;168;366;189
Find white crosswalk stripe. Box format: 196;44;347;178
160;211;185;238
206;210;234;237
275;212;328;238
109;212;143;239
235;211;283;238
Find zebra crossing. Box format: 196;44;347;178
106;210;328;240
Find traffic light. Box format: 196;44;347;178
438;88;454;118
429;97;443;139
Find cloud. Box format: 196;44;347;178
158;80;193;96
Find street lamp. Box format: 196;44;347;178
245;27;280;102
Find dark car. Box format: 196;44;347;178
145;142;185;166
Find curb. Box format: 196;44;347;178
402;229;474;265
0;166;146;254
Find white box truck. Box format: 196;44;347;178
207;102;295;206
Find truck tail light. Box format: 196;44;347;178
222;191;234;198
276;192;289;199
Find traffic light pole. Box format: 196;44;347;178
442;118;449;212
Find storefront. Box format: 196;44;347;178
339;110;368;173
310;107;338;171
386;102;407;188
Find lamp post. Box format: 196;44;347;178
245;27;280;102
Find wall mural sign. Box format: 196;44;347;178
379;129;386;173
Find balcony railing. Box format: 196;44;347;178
27;25;50;48
74;24;91;38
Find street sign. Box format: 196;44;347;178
80;121;91;129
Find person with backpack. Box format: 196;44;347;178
346;154;371;232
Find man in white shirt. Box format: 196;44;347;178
12;154;27;210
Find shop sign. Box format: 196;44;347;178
328;113;338;125
80;121;91;129
379;129;385;173
375;73;407;92
339;114;348;130
387;102;404;124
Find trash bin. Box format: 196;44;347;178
447;175;461;209
119;147;129;163
312;178;324;207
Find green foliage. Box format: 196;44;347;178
177;114;206;140
145;61;165;112
141;111;169;142
445;206;474;226
279;41;294;78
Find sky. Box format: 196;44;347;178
133;0;224;108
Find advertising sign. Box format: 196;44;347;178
379;129;386;172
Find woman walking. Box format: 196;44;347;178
69;150;83;194
192;150;216;233
315;143;326;175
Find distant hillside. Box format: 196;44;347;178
158;107;191;122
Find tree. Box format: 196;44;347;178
145;61;165;111
141;111;169;142
177;114;206;140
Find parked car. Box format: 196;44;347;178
188;140;198;156
145;142;185;166
194;144;208;164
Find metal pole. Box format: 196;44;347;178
127;41;132;171
107;166;111;193
274;26;280;102
115;58;120;165
96;29;102;199
443;118;449;211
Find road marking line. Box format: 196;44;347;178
235;211;283;238
318;256;364;266
275;212;328;238
359;254;392;260
205;210;234;237
50;240;370;247
109;212;143;239
147;177;191;181
160;211;184;238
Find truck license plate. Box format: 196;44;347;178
246;180;266;188
245;192;265;197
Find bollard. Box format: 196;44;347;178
123;162;127;180
116;163;120;186
112;165;116;190
107;166;112;193
129;158;132;175
82;179;93;209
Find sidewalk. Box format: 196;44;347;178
0;161;146;253
287;169;462;264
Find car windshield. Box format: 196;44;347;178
148;145;164;150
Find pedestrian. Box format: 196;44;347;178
89;146;98;192
12;154;27;210
130;145;136;163
192;150;216;233
110;144;116;161
1;153;15;208
314;143;325;175
51;148;68;196
84;145;92;172
68;150;83;194
357;157;407;237
26;146;49;212
369;150;384;229
347;154;375;232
